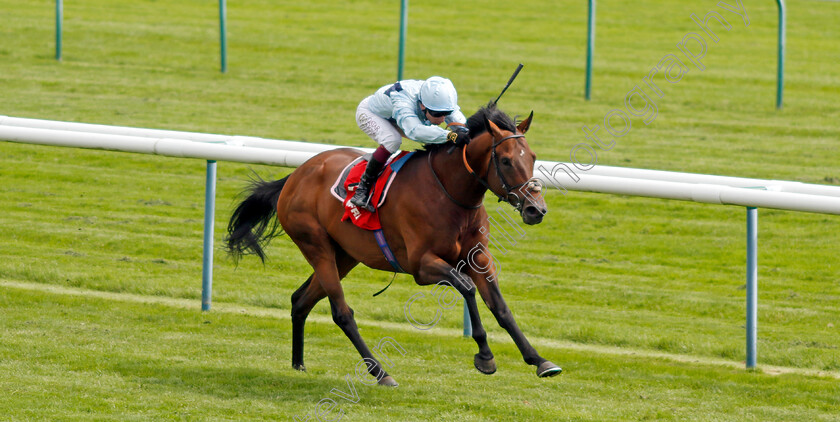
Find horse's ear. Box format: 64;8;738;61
482;115;492;135
486;118;504;139
517;110;534;134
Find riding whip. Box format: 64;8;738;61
446;64;525;155
493;63;524;105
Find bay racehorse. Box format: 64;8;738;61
226;103;562;386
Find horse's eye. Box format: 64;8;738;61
501;157;512;166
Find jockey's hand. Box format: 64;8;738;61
447;126;471;146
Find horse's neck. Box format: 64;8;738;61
464;133;493;179
431;137;491;208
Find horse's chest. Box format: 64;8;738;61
428;224;482;260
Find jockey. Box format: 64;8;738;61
350;76;472;212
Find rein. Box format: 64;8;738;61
428;150;482;209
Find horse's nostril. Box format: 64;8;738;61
521;207;544;225
522;206;545;222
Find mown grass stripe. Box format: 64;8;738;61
2;278;837;380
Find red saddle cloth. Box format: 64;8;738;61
337;151;412;231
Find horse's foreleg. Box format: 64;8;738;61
474;277;562;377
460;245;560;376
416;255;495;374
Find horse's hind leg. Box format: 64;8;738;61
290;226;397;386
291;274;321;372
290;252;358;372
325;294;397;387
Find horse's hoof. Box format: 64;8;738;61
536;361;562;378
378;376;398;387
293;363;306;372
474;354;497;375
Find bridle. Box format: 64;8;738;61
429;131;540;212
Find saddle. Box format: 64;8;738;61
331;151;414;231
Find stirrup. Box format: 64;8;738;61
350;186;375;212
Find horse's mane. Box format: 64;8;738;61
421;102;518;152
466;101;518;136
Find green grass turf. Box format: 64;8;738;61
1;0;839;420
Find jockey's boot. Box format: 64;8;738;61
350;156;386;212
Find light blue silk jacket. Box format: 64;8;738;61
364;80;467;144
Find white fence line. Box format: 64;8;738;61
0;125;320;168
4;114;839;200
0;115;361;154
2;116;839;370
2;122;839;215
535;173;840;215
574;164;840;198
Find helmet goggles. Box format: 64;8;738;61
426;108;452;118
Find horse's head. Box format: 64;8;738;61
466;106;547;225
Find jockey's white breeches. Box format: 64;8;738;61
356;96;402;154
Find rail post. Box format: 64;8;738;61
746;207;758;368
585;0;596;100
201;160;217;311
55;0;63;61
775;0;786;109
219;0;227;73
397;0;408;80
463;302;472;337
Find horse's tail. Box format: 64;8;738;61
225;174;289;263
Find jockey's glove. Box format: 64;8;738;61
447;126;471;146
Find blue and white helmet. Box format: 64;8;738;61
419;76;458;112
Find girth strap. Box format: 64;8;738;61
373;229;406;274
